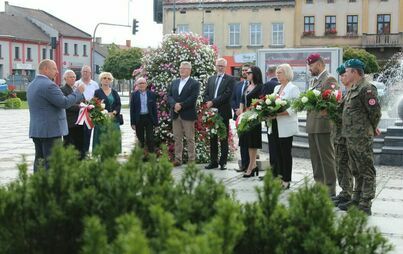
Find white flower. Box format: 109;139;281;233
211;129;217;134
256;105;262;110
248;113;258;121
301;96;309;103
313;89;321;96
265;99;271;105
275;98;282;105
101;103;106;109
280;100;287;106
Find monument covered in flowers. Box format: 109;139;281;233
141;33;228;162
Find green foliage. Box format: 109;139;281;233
0;123;393;254
102;44;143;80
5;97;22;108
343;47;379;74
15;91;27;101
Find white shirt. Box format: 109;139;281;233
214;74;224;98
178;76;189;95
75;79;99;101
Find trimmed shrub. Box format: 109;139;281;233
15;91;27;101
4;97;22;108
0;122;394;254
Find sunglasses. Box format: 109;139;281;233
102;77;112;80
247;71;253;74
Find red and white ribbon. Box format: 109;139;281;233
75;103;95;129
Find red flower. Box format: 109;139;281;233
322;89;332;99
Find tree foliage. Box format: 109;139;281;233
343;47;380;74
0;122;394;253
102;44;143;80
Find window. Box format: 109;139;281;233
177;24;189;33
377;14;390;34
203;24;214;45
83;45;87;56
74;44;78;55
325;16;337;34
49;49;53;60
0;45;2;59
64;42;69;55
272;23;284;45
229;23;240;46
347;15;358;35
249;23;262;46
26;48;32;61
327;0;334;3
304;16;315;35
306;0;313;3
349;0;356;2
42;48;46;59
14;47;20;60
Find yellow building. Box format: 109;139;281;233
162;0;295;75
295;0;403;62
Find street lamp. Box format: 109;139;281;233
173;0;176;33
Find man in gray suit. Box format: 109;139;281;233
27;59;85;172
306;53;338;196
167;61;200;166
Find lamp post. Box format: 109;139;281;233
173;0;176;33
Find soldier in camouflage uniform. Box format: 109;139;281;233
332;64;353;206
339;59;381;215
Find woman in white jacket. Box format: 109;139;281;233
270;64;300;189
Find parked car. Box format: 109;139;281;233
0;79;7;93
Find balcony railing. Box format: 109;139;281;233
362;33;403;47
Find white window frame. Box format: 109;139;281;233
272;23;284;46
203;24;215;45
228;23;241;46
249;23;262;46
177;24;189;34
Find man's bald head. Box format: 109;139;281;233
38;59;58;80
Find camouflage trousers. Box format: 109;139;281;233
335;139;353;199
346;137;376;207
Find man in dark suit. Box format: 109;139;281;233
306;53;339;196
261;66;279;175
61;70;84;159
130;77;158;154
27;59;85;172
231;64;250;172
167;61;200;166
203;58;235;170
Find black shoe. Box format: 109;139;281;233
220;164;227;170
358;205;372;215
243;167;259;178
332;195;351;207
338;199;359;211
204;163;218;170
282;181;290;190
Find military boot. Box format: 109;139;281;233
358;200;372;216
338;199;359;211
332;195;351;207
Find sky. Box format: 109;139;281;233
0;0;163;48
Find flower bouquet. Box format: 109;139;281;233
76;97;109;128
236;110;260;135
202;107;227;140
251;93;290;119
292;89;342;122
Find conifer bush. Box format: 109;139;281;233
0;122;394;254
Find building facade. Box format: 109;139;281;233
163;0;294;76
0;2;92;85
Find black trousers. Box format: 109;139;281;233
210;118;229;166
63;125;84;159
136;114;155;153
272;120;293;182
267;131;277;170
32;137;60;172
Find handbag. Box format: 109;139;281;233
117;114;124;125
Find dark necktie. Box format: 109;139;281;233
214;75;222;98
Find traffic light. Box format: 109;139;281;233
132;19;139;35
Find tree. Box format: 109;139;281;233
343;47;379;74
102;44;143;80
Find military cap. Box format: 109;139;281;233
306;53;322;65
336;64;346;75
344;59;365;71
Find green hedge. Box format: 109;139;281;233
0;122;393;254
4;97;22;109
15;91;27;101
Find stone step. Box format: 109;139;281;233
384;136;403;147
380;146;403;166
385;126;403;136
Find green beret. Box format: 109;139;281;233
336;64;346;75
344;59;365;71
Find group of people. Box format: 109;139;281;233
28;55;381;215
28;60;122;172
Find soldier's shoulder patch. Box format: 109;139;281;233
368;98;377;106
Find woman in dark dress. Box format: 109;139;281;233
92;72;122;152
238;66;263;177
